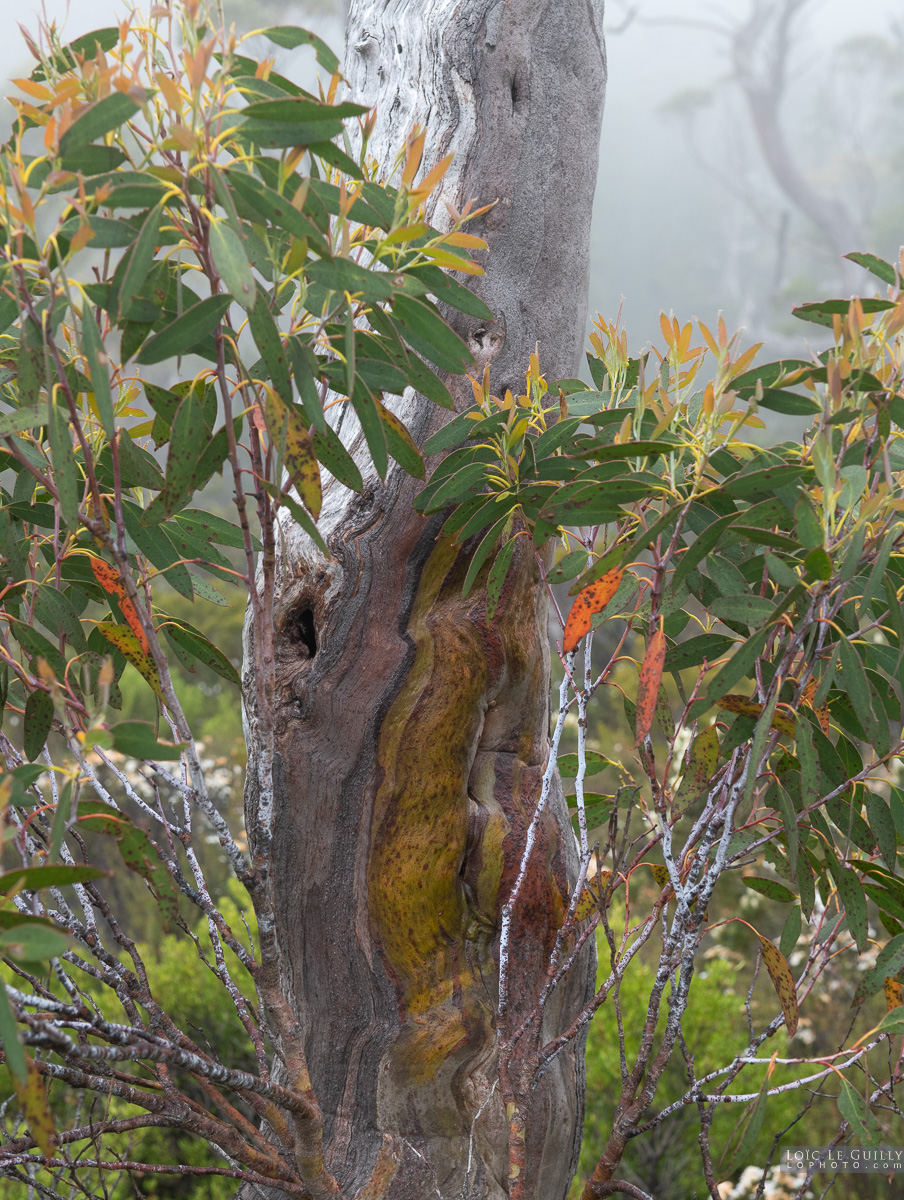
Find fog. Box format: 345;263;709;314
2;0;902;358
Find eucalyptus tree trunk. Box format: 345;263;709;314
241;3;607;1197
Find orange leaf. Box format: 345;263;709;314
90;559;148;654
756;933;799;1037
562;568;623;654
90;557;126;600
635;620;667;746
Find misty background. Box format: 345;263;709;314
2;0;902;362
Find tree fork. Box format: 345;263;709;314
242;3;607;1197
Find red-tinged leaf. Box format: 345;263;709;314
673;725;719;815
635;621;667;746
14;1058;56;1158
756;933;799;1037
95;622;164;701
23;691;53;761
562;568;624;654
885;978;903;1012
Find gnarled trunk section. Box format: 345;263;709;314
242;3;607;1197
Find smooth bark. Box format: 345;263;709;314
242;3;607;1196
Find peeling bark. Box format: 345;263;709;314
241;3;607;1197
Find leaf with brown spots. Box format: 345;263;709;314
635;619;667;746
562;568;623;654
90;558;149;654
95;622;164;702
673;725;719;815
574;873;612;920
648;863;671;889
262;391;322;519
717;693;796;737
885;977;903;1012
756;933;799;1037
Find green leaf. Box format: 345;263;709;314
391;294;472;373
664;633;736;672
0;864;108;893
248;286;292;403
110;721;184;761
844;252;897;286
136;295;232;365
0;407;45;437
548;550;588;586
711;594;776;627
753;388;820;416
721;465;811;499
486;536;518;624
837;1076;882;1146
0;983;26;1082
838;638;883;751
462;514;509;598
23;692;53;761
177;510;259;550
742;877;797;903
690;627;772;719
47;394;81;531
793;298;895;327
865;791;897;872
558;751;615;779
0;924;68;963
275;490;329;556
350;386;388;479
838;867;869;952
33;585;86;652
306;257;393;303
225;169;329;254
673;724;719;815
117;432;164;489
671;513;738;593
78;307;114;439
851;934;904;1005
58;92;139;154
423;407;483;456
209;219;257;310
310;424;363;492
118;200;164;322
259;25;340;73
780;906;801;957
375;400;424;479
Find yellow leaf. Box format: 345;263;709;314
14;1058;56;1158
756;933;799;1037
95;622;164;701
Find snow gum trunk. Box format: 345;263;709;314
241;3;607;1196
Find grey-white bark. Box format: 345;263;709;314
241;3;607;1197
